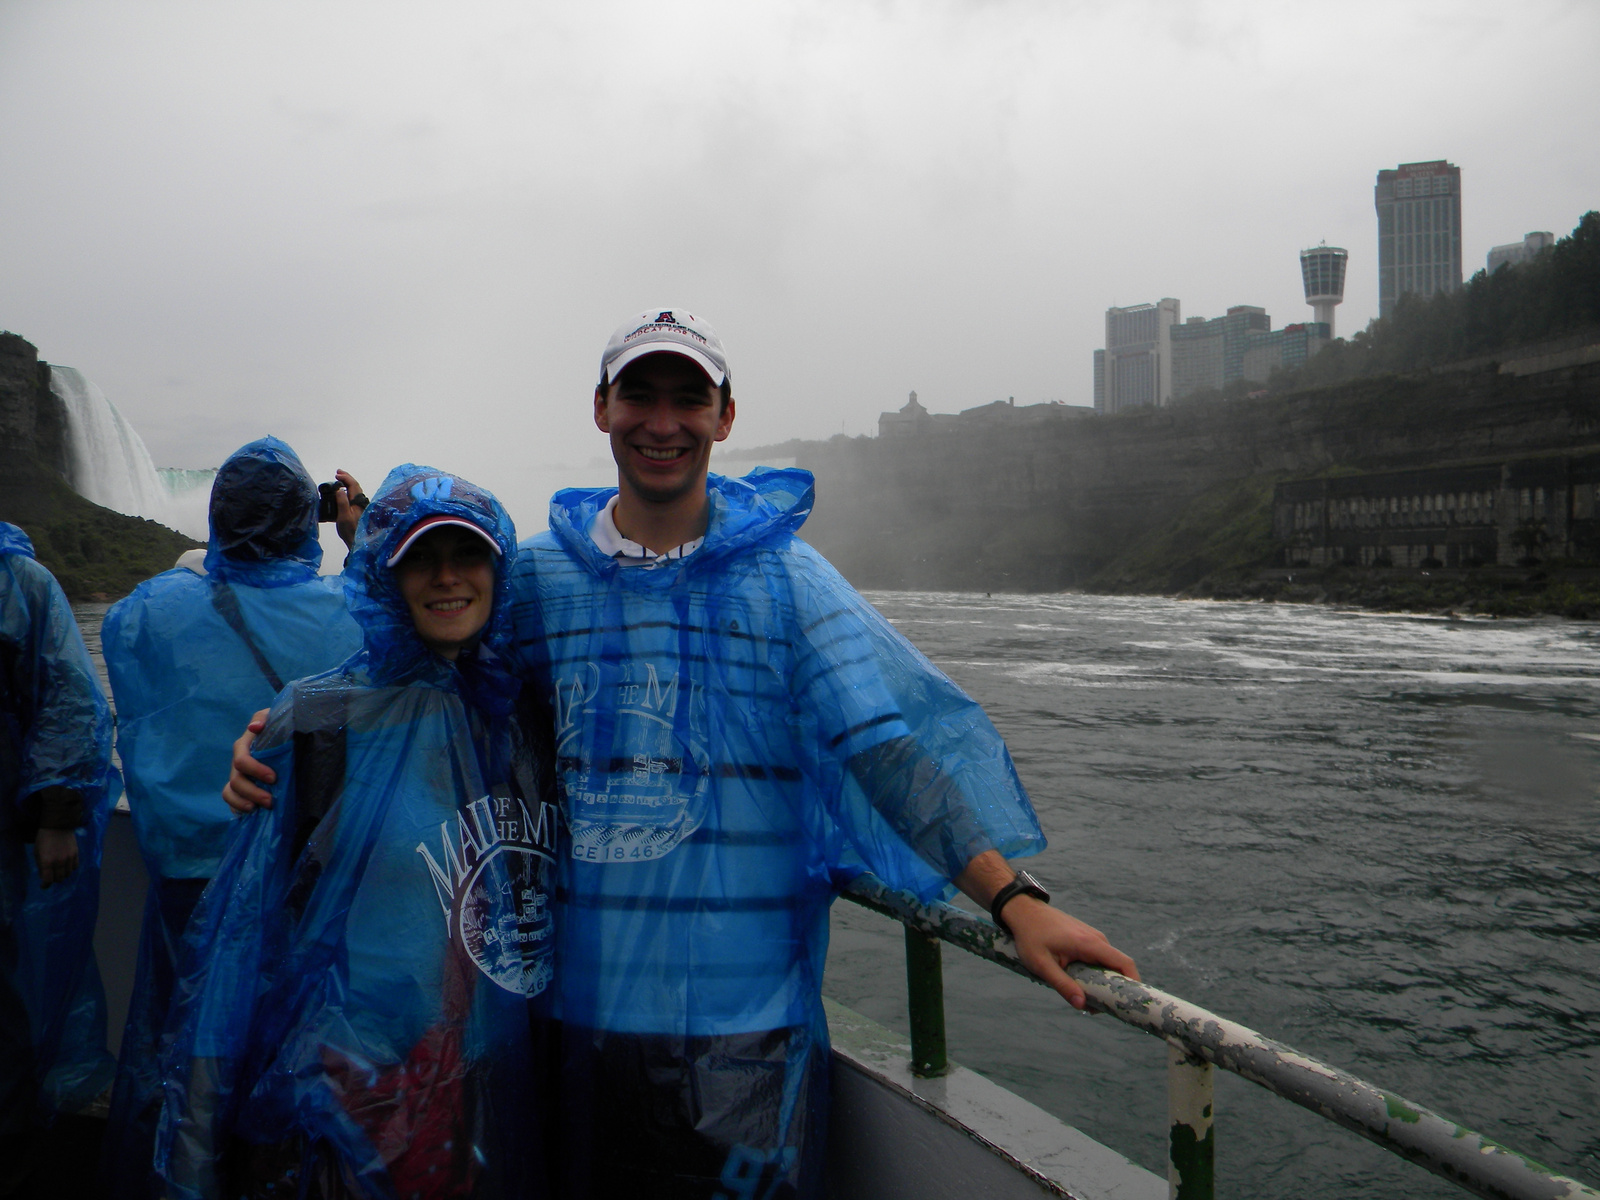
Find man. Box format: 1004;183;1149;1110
101;438;363;1199
0;521;118;1198
230;309;1137;1198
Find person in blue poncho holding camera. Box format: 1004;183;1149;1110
166;466;556;1200
0;522;119;1196
231;311;1140;1199
101;437;364;1198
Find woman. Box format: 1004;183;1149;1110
156;465;556;1200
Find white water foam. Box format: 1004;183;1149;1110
50;366;214;539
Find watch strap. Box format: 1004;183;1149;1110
989;871;1050;937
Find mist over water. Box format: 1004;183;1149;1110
154;467;219;540
825;593;1600;1197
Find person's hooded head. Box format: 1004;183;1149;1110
203;437;322;584
342;464;518;704
0;523;36;560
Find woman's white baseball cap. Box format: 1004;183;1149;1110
386;514;502;568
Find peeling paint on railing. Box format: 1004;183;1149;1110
839;874;1600;1200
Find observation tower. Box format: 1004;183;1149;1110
1299;243;1347;337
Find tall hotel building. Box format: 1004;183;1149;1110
1375;160;1462;319
1094;299;1180;414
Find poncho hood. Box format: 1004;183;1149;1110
0;522;36;558
546;466;815;581
342;464;519;700
203;437;323;584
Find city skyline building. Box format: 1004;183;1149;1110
1169;305;1271;402
1241;322;1331;384
1375;159;1463;319
1097;299;1180;414
1299;244;1347;337
1487;231;1556;273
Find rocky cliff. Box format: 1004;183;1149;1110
0;334;200;600
792;336;1600;593
0;332;72;479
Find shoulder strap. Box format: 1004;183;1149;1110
209;582;285;692
285;693;350;915
283;725;347;919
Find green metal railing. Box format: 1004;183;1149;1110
840;874;1598;1200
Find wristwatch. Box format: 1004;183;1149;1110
989;870;1050;937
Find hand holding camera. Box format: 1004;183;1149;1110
318;470;369;549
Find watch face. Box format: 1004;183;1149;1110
1014;870;1049;901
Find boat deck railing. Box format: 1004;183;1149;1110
839;874;1598;1200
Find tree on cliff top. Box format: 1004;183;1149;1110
1281;210;1600;391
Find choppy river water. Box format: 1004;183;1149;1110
74;594;1598;1197
823;592;1600;1197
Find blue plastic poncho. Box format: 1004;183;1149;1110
156;465;556;1200
103;436;360;881
0;522;119;1137
101;438;364;1198
508;468;1044;1198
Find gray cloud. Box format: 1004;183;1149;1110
2;0;1597;533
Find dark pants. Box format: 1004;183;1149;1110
554;1024;826;1200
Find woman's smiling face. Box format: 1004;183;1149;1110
393;524;496;659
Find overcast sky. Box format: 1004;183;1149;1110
3;0;1598;534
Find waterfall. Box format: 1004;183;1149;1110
49;367;214;539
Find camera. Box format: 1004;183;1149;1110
317;482;342;523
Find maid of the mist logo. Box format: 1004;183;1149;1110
416;793;558;997
555;659;711;862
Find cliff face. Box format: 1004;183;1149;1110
0;332;71;480
0;335;201;601
794;347;1600;592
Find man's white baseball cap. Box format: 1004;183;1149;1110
598;308;729;388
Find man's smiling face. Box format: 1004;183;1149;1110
595;353;735;508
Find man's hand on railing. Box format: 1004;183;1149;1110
1003;898;1139;1011
954;849;1139;1011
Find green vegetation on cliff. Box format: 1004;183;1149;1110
1087;474;1283;593
0;455;201;601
